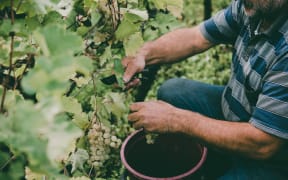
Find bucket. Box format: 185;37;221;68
120;129;207;180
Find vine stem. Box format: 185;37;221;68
0;0;15;113
15;0;24;13
10;0;15;25
0;155;16;170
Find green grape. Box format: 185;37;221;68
145;133;159;144
87;121;122;173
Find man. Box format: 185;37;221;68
122;0;288;179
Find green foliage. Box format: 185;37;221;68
0;0;231;179
147;0;232;99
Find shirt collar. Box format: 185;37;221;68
245;7;288;38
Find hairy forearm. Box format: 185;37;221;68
171;108;284;160
142;26;213;65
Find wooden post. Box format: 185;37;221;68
204;0;212;20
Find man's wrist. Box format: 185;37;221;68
139;41;154;64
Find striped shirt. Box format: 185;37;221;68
200;0;288;140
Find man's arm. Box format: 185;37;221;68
174;108;285;160
129;101;285;160
122;25;214;83
143;25;214;65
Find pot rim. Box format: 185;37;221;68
120;129;208;180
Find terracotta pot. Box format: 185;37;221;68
120;129;207;180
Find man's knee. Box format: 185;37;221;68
157;78;183;102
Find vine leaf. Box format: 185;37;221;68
33;24;82;56
0;101;58;174
44;113;83;166
113;58;125;89
103;92;127;120
68;148;89;173
150;0;183;18
21;24;90;99
123;32;144;56
115;12;145;40
121;8;149;20
74;56;94;77
72;112;89;130
61;96;82;115
8;0;73;17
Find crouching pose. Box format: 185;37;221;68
123;0;288;179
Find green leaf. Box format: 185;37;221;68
21;42;86;98
74;56;94;77
148;0;183;17
44;113;83;166
4;90;24;110
77;26;90;36
0;19;12;38
61;96;83;115
72;112;90;130
120;8;149;20
115;13;144;40
113;58;125;88
68;148;89;173
33;24;83;56
103;93;127;119
0;151;26;180
91;10;102;25
99;46;112;67
0;101;57;174
123;32;144;56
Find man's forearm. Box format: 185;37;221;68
142;25;213;65
171;108;284;160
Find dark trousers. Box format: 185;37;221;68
157;78;287;180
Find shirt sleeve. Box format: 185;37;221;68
250;54;288;140
199;0;243;45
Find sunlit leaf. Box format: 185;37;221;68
72;112;90;130
149;0;183;17
44;113;82;165
123;32;144;56
74;56;94;77
113;58;125;88
68;148;89;173
61;96;83;115
34;24;83;56
115;12;144;40
103;92;127;119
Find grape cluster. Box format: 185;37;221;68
25;167;43;180
87;122;122;169
145;133;159;144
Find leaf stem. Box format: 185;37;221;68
0;88;7;113
0;155;16;170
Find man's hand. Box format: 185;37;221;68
122;43;152;89
128;100;177;133
121;56;144;89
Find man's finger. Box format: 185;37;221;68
127;112;139;123
123;66;139;83
124;78;141;90
133;120;143;130
123;55;145;83
129;102;144;112
122;56;133;68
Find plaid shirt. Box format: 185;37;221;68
200;0;288;140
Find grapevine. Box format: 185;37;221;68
0;0;231;179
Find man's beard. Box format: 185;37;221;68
242;0;287;20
